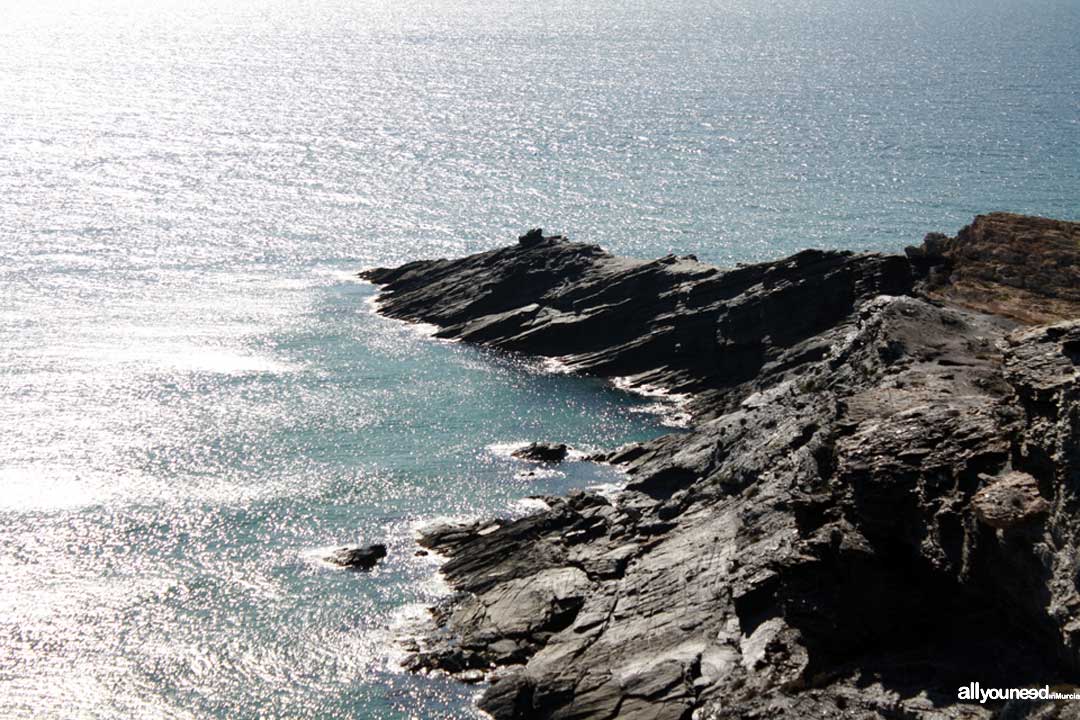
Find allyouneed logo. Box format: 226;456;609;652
958;683;1080;703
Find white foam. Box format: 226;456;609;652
566;447;593;461
388;601;437;638
385;598;453;674
406;321;441;338
315;267;367;284
629;401;693;428
612;376;693;428
486;440;531;458
540;356;575;375
611;376;689;403
364;296;449;340
512;497;552;515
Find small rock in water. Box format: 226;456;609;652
326;543;387;570
511;442;569;464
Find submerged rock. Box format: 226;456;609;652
325;543;386;570
511;442;569;463
364;214;1080;719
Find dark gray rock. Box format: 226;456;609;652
511;442;569;464
478;672;534;719
366;217;1080;719
325;543;386;570
518;228;547;248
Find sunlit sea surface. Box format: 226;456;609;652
1;0;1077;717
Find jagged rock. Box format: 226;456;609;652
518;228;546;247
972;471;1051;530
364;215;1080;719
325;543;386;569
511;442;569;463
361;232;911;402
908;212;1080;323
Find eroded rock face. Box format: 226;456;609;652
362;235;911;404
362;217;1080;719
907;212;1080;324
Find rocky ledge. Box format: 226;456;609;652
361;213;1080;719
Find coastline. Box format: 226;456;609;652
363;214;1080;719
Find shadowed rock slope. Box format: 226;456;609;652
360;215;1080;719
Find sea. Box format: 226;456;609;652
0;0;1077;717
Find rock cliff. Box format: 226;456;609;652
907;213;1080;324
361;213;1080;719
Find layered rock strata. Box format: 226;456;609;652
362;213;1080;719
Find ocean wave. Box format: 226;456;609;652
612;376;692;427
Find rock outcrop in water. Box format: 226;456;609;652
512;442;570;464
361;213;1080;719
325;543;387;570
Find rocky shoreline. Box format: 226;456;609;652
361;213;1080;719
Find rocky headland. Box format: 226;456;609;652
361;213;1080;719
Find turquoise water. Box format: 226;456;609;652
1;0;1077;717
